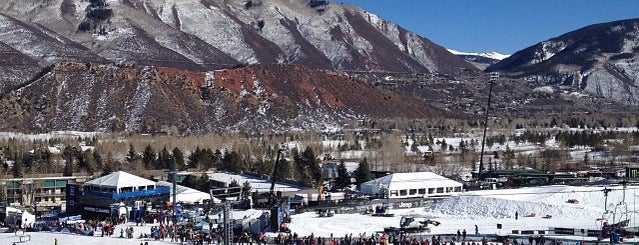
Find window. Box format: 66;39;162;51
436;187;444;193
399;190;407;196
7;181;21;189
454;187;462;192
418;189;426;195
409;189;417;195
43;180;56;188
428;188;434;194
55;180;68;187
390;190;398;197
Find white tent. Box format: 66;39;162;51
156;181;220;204
360;172;463;199
86;171;157;193
5;209;35;228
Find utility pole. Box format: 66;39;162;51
478;72;498;181
171;163;177;224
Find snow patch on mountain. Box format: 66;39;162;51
69;74;93;128
125;67;153;131
164;0;257;63
448;49;510;60
535;40;567;64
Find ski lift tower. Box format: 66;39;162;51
478;72;499;181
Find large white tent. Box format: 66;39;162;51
2;207;35;228
85;171;157;193
360;172;463;199
156;181;220;204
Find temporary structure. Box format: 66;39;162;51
85;171;157;193
360;172;462;199
156;181;220;204
4;208;35;228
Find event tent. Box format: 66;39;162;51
156;181;220;204
85;171;157;193
3;207;35;228
360;172;463;199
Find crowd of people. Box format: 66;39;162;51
265;231;504;245
23;205;609;245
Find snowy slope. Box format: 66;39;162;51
0;0;480;77
289;185;637;237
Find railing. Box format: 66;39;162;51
82;186;170;199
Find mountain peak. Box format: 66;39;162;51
447;49;510;61
487;18;639;106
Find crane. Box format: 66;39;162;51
268;148;285;208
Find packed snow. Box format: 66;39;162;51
288;185;638;238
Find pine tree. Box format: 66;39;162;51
334;161;351;189
157;146;174;170
302;146;321;183
172;147;185;170
126;143;137;164
82;150;97;174
62;145;74;176
213;149;222;168
241;181;252;199
353;158;373;188
273;157;290;181
292;148;311;185
77;149;96;174
187;147;202;169
12;157;24;178
142;145;156;170
221;150;243;173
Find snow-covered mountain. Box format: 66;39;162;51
487;18;639;105
0;0;478;83
448;49;510;70
0;0;485;133
448;49;510;61
2;1;639;133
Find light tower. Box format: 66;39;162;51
478;72;499;181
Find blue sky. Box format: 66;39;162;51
340;0;639;54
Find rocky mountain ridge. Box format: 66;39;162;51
1;2;639;133
0;62;446;133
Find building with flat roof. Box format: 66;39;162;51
65;171;170;219
207;172;302;193
0;175;90;211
